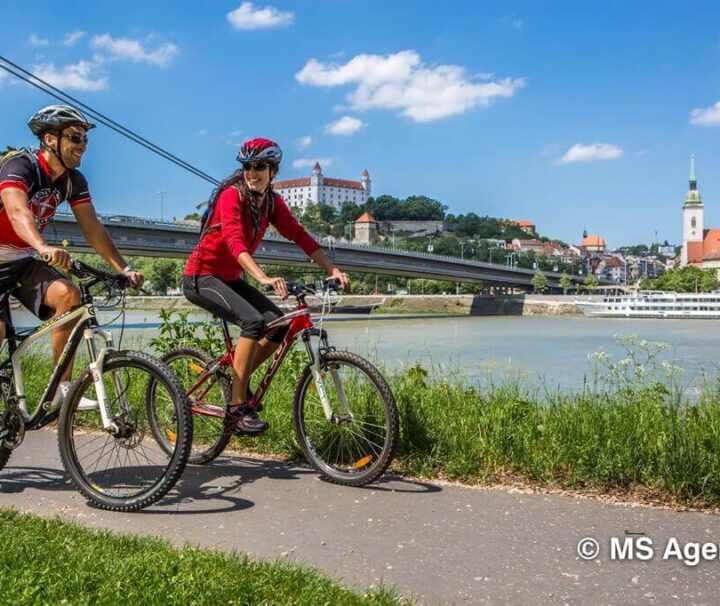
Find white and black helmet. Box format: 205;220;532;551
28;105;96;137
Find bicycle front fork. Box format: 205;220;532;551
84;327;124;433
303;330;351;423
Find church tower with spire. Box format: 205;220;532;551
681;154;705;266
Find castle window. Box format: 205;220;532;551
692;217;697;228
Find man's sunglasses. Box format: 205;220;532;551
62;133;89;145
242;162;270;172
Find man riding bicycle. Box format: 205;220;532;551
183;137;349;435
0;105;143;408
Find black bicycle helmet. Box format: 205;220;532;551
28;105;96;137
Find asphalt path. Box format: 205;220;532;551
1;430;719;605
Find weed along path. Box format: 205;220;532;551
3;431;719;605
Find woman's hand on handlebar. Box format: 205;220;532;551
39;246;72;272
260;276;288;299
328;267;350;292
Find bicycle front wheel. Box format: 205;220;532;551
57;351;192;512
0;388;12;472
294;350;399;487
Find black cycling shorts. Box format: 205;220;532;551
183;275;288;342
0;257;65;327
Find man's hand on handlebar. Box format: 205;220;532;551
123;270;144;289
39;246;72;272
261;276;289;299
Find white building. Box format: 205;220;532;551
273;162;371;213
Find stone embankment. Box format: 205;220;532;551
124;294;601;316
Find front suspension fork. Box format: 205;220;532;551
303;331;351;422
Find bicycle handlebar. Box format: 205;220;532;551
41;254;135;291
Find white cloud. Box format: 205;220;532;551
32;61;108;91
690;101;720;126
227;2;294;30
63;30;86;46
91;34;179;67
293;158;333;169
558;143;624;164
196;129;207;136
512;19;524;31
296;50;525;122
296;135;313;149
29;34;49;47
325;116;364;136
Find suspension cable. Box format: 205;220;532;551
0;55;220;186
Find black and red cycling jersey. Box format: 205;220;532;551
0;150;92;262
184;187;320;281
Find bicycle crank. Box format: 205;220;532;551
1;408;26;449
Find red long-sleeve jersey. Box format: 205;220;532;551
184;187;320;281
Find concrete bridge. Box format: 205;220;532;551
47;213;594;291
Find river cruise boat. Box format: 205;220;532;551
575;291;720;319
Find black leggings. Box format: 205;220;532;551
183;275;288;342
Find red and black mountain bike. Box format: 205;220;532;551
148;279;399;487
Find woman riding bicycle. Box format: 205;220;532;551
183;138;349;435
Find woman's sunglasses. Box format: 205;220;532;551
243;162;269;172
62;133;89;145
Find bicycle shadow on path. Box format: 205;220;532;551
1;456;442;515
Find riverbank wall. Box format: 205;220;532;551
123;294;602;316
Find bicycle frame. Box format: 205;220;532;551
186;295;346;422
0;302;122;433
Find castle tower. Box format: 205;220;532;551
310;161;323;204
681;154;704;266
361;168;371;194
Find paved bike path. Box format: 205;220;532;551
2;430;719;605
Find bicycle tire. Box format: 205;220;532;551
294;350;399;487
154;347;232;465
57;350;192;512
0;391;11;472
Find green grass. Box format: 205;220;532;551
237;340;720;507
12;333;720;507
0;509;406;605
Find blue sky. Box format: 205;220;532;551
3;0;720;248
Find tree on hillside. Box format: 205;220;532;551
403;195;446;220
363;195;402;220
300;203;330;236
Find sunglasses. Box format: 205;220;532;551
243;162;269;172
62;133;89;145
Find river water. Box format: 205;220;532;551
11;308;720;392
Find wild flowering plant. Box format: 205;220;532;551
586;334;684;402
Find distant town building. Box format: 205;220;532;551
510;220;536;235
580;230;607;253
680;155;720;275
354;212;379;244
273;163;371;213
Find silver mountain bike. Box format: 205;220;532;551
0;258;192;511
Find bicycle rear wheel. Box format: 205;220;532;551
294;350;399;486
153;347;232;465
57;350;192;512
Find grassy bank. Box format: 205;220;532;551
0;509;405;605
15;329;720;507
233;336;720;508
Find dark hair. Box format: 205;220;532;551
205;166;277;237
